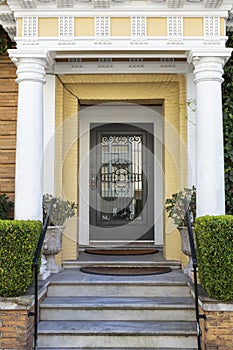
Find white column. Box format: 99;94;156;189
193;56;225;217
14;57;46;220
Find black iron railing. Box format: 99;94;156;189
28;199;54;350
184;199;206;350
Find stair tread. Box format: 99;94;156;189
38;320;197;335
48;268;189;285
38;348;197;350
40;296;195;309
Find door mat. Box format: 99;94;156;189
80;266;172;276
84;248;159;256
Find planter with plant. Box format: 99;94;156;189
42;194;77;273
165;186;196;273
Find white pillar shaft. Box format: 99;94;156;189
194;57;225;217
15;58;46;220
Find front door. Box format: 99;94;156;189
90;123;154;241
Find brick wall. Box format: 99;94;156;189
0;54;17;217
199;306;233;350
0;307;34;350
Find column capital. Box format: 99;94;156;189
8;49;55;84
186;48;232;66
192;56;225;84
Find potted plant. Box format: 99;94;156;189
165;186;196;273
42;194;77;273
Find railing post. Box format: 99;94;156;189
184;199;206;350
29;199;55;350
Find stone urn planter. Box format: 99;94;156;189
43;194;77;274
42;226;64;273
178;226;193;275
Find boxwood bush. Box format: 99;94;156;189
195;215;233;301
0;220;42;297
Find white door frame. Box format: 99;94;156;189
79;104;163;246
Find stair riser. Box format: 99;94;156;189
47;285;191;298
40;308;195;322
38;334;197;348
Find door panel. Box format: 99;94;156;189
90;123;154;241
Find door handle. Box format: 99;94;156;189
90;174;97;190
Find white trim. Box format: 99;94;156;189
15;36;228;51
43;74;56;196
186;73;196;188
12;10;231;18
54;61;189;74
79;105;163;246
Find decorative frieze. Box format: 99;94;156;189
95;16;110;44
203;16;220;45
59;16;74;44
22;16;38;37
57;0;74;8
93;0;111;8
168;0;185;8
18;0;37;8
204;16;220;36
131;17;147;44
167;16;183;44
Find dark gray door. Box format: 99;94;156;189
90;123;154;241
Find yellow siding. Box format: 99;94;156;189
183;17;203;36
75;18;95;36
17;18;22;37
147;18;167;36
57;74;187;263
111;18;131;36
38;18;58;36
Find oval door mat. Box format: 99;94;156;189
84;248;159;255
80;266;172;276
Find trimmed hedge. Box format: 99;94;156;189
195;215;233;301
0;220;42;297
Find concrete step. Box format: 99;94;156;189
37;320;197;349
47;279;191;298
38;348;197;350
63;260;181;269
40;296;195;321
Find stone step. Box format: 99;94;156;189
62;260;181;269
47;281;191;298
38;348;197;350
37;320;197;349
40;296;195;321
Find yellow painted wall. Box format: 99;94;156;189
55;78;79;262
57;74;188;264
38;18;58;36
75;18;95;36
147;18;167;36
17;18;22;37
111;18;131;36
183;17;203;36
220;17;225;36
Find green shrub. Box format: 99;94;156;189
195;216;233;301
0;194;13;219
0;220;42;297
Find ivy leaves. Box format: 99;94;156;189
223;32;233;214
